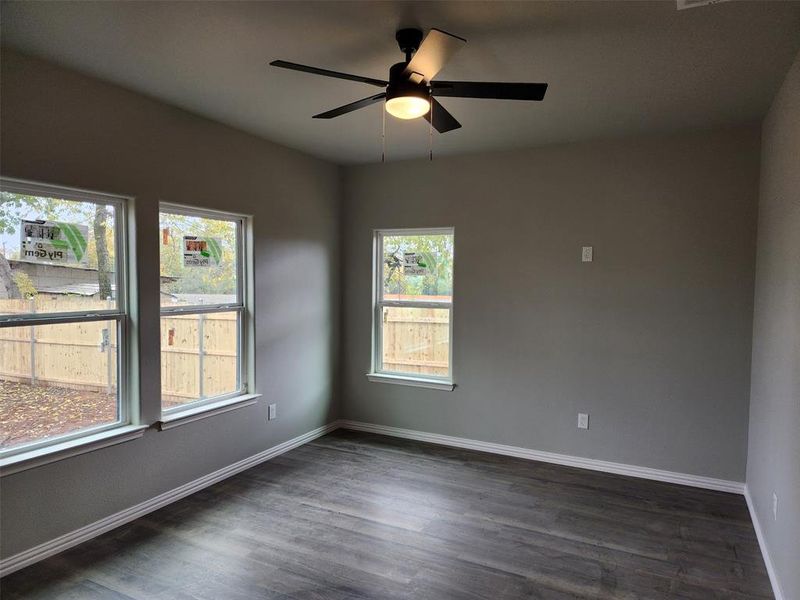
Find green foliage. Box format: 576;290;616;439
11;271;37;298
1;193;47;236
1;192;116;265
1;193;115;301
383;234;453;298
1;192;77;235
159;212;237;297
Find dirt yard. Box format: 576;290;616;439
0;380;117;449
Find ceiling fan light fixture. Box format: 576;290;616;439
385;94;430;120
271;26;547;134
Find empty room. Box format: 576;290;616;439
0;1;798;598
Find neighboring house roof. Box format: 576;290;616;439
7;259;178;296
8;258;107;274
169;293;236;305
8;259;178;282
36;282;116;297
33;283;176;298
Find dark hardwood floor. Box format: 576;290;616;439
1;430;772;599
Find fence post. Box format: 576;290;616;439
106;296;113;395
198;311;205;400
198;298;205;400
29;297;36;386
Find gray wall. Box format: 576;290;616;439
747;50;800;600
0;50;341;559
342;125;760;482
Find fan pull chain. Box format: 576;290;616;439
428;98;434;161
381;104;386;163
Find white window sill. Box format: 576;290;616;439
366;373;455;391
0;425;148;477
158;393;261;431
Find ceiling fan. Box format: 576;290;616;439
270;28;548;133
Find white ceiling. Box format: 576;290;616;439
3;1;799;165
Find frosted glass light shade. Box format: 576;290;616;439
385;96;430;119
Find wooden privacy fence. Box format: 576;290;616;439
381;306;450;377
160;311;237;404
0;300;450;398
0;298;237;404
0;298;118;392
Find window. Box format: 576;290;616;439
371;228;454;388
159;205;248;412
0;178;129;455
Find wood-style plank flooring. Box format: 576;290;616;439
1;430;772;599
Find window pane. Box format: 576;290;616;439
161;311;240;409
0;191;119;316
382;233;453;302
159;211;238;307
381;306;449;377
0;320;120;451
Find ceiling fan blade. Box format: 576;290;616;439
424;98;461;133
270;60;388;88
313;93;387;119
403;29;466;83
432;81;548;101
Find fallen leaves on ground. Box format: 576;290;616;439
0;380;117;449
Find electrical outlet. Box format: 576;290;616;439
268;403;277;421
581;246;593;262
773;492;778;521
578;413;589;429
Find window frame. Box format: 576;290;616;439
158;202;250;415
0;177;131;458
370;227;455;389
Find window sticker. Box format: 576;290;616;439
19;219;89;265
402;252;429;276
183;236;223;267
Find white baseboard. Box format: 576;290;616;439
744;486;784;600
338;420;745;495
0;421;340;578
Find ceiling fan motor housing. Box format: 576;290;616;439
386;61;430;103
395;28;424;60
